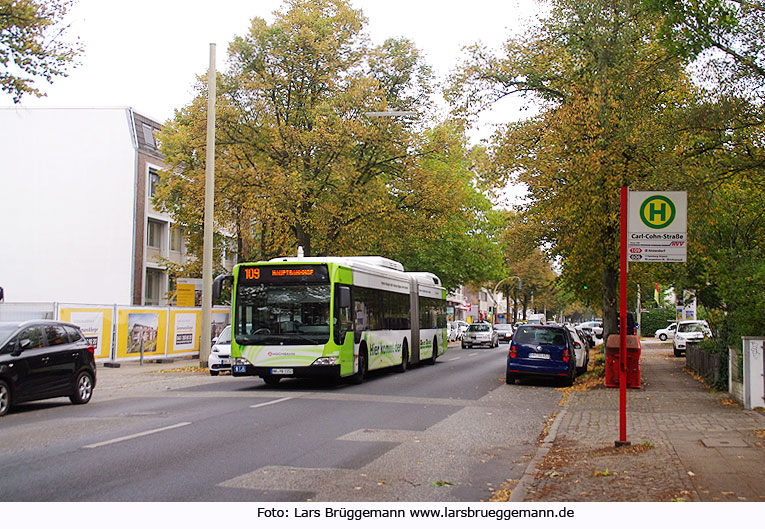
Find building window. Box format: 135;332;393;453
145;268;164;306
169;224;183;252
142;124;157;149
148;169;160;198
147;219;164;249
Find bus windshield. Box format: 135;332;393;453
235;283;331;346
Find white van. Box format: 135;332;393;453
527;313;547;325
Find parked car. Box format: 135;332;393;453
563;324;589;374
673;320;711;357
461;323;498;349
506;324;577;386
0;320;97;417
576;321;603;339
654;323;677;341
209;325;232;376
494;323;514;343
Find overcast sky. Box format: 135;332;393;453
6;0;545;144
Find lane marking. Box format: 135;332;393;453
84;422;191;449
469;353;479;357
250;397;294;409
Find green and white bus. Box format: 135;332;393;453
214;256;447;385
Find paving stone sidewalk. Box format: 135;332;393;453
510;340;765;502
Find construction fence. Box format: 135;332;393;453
0;302;231;364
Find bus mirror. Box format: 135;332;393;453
212;274;233;304
339;286;351;308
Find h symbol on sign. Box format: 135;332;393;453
649;201;666;222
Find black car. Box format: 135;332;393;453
0;320;97;417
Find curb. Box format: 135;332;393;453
509;404;569;502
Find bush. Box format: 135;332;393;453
640;307;677;337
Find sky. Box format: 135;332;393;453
6;0;545;142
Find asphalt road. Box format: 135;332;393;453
0;343;565;501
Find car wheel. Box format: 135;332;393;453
0;380;11;417
565;368;575;387
659;333;667;341
70;371;94;405
461;341;466;349
351;345;368;384
209;370;219;376
505;373;516;385
673;347;681;357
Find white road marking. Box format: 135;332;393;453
84;422;191;449
469;353;479;357
250;397;294;409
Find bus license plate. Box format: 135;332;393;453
271;368;293;375
529;353;550;360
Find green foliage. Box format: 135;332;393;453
0;0;83;102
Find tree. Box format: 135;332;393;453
156;0;501;290
449;0;695;338
0;0;82;102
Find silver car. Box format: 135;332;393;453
461;323;499;349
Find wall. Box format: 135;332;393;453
0;108;137;304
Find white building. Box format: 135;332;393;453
0;107;195;305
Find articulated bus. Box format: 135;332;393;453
213;256;447;385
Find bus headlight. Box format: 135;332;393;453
312;357;339;366
233;357;252;366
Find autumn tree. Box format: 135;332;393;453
449;0;695;337
156;0;500;290
0;0;83;102
643;0;765;343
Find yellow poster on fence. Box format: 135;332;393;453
115;308;168;360
59;306;114;360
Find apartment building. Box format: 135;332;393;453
0;107;210;305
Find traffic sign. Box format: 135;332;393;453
627;191;687;262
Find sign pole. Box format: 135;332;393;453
617;186;630;447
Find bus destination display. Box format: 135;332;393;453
239;264;329;284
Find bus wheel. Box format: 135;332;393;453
397;341;409;373
262;375;280;386
425;340;437;365
351;345;368;385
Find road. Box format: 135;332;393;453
0;343;565;501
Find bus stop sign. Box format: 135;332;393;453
627;191;687;263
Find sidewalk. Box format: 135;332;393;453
510;340;765;502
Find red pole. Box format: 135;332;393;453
617;187;630;446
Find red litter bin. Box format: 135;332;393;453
604;334;641;388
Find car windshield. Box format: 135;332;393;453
495;325;512;331
468;324;490;332
0;323;18;345
216;326;231;344
514;326;567;346
678;322;705;333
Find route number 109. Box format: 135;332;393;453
244;268;260;280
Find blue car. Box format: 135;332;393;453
506;324;576;386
